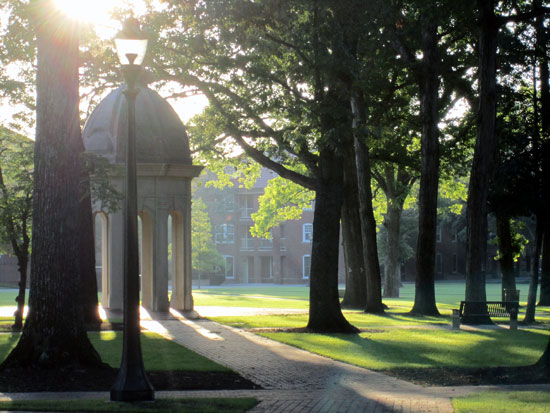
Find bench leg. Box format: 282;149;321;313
510;308;518;330
452;309;461;330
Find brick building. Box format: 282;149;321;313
196;168;346;284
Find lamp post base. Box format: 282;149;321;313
110;368;155;402
110;386;155;402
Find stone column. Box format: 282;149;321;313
152;207;169;312
183;187;194;310
171;186;193;311
140;211;154;310
98;213;111;308
170;211;185;310
107;210;124;310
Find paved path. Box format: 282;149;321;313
1;306;549;412
138;310;546;412
142;314;456;412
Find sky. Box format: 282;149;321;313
0;0;207;136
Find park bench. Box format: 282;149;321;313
452;301;519;330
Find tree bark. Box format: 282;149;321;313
384;202;402;298
77;138;102;328
351;94;384;314
411;15;440;316
463;0;498;324
536;0;550;307
341;144;367;309
307;149;359;333
1;2;102;368
12;254;28;331
376;164;411;299
495;212;517;301
524;217;543;323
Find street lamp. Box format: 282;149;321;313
110;16;154;403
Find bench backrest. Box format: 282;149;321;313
459;301;519;317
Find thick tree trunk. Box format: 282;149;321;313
307;150;359;333
77;138;102;328
1;3;102;368
351;94;384;314
463;0;498;324
535;336;550;377
524;217;543;323
495;212;517;301
341;145;367;309
540;222;550;306
411;17;440;316
384;201;402;298
537;0;550;307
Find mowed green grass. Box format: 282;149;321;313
257;328;549;370
453;391;550;413
0;332;229;372
0;398;258;413
193;281;544;310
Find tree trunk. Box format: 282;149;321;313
77;138;102;328
378;164;411;299
12;254;28;331
411;16;440;316
351;94;384;314
307;150;359;333
384;199;402;298
540;220;550;306
341;144;367;309
535;336;550;377
524;216;543;323
495;212;517;301
536;0;550;307
463;0;498;324
1;3;102;368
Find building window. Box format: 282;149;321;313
303;223;313;243
436;225;442;243
261;256;273;279
241;225;255;251
436;253;442;274
259;230;273;250
452;254;457;273
279;224;286;251
303;255;311;279
215;224;234;244
240;195;254;219
451;228;458;243
215;193;234;212
223;256;234;279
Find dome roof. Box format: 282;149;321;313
83;85;192;165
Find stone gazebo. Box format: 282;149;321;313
83;82;203;313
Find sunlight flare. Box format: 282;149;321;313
53;0;114;25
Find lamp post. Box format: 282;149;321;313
110;16;154;402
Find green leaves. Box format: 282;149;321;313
250;176;314;239
0;127;33;255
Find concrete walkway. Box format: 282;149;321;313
138;309;550;412
0;306;549;412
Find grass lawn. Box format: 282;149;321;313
0;397;258;412
211;310;450;329
452;390;550;413
0;332;229;373
257;328;549;370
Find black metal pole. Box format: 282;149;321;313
110;63;154;402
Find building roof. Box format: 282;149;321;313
83;84;192;165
